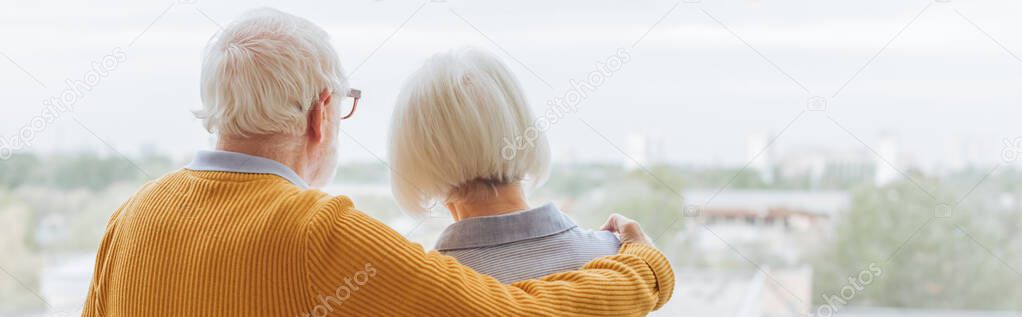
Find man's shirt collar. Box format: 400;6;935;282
185;150;309;189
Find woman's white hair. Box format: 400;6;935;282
195;8;348;136
388;48;551;215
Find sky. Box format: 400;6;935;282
2;0;1022;168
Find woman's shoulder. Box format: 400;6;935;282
563;226;622;252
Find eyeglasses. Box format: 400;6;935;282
339;88;362;120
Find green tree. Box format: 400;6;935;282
813;179;1022;310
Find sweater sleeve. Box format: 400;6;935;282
302;197;675;316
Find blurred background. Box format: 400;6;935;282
2;0;1022;316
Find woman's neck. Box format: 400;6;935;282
446;183;530;221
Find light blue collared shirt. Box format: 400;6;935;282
185;150;309;189
435;203;621;284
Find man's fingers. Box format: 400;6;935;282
602;213;654;247
619;219;642;237
602;213;639;233
602;213;655;247
601;213;622;232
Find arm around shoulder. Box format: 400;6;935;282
301;197;675;316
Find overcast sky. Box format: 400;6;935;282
3;0;1022;168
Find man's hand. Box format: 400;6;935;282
601;213;655;248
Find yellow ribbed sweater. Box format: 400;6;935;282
82;169;674;316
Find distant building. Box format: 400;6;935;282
942;136;989;173
680;189;851;265
745;132;898;188
746;132;776;184
874;134;901;186
774;148;875;188
624;132;663;170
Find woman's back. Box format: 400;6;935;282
435;204;620;284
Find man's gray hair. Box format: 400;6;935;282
196;8;348;137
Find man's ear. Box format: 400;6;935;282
306;89;333;144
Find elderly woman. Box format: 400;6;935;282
389;48;621;283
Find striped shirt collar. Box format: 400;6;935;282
185;150;309;189
435;203;578;251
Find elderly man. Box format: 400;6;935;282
82;8;674;317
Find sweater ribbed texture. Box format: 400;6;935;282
82;169;675;316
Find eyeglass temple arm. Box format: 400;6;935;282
341;89;361;120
